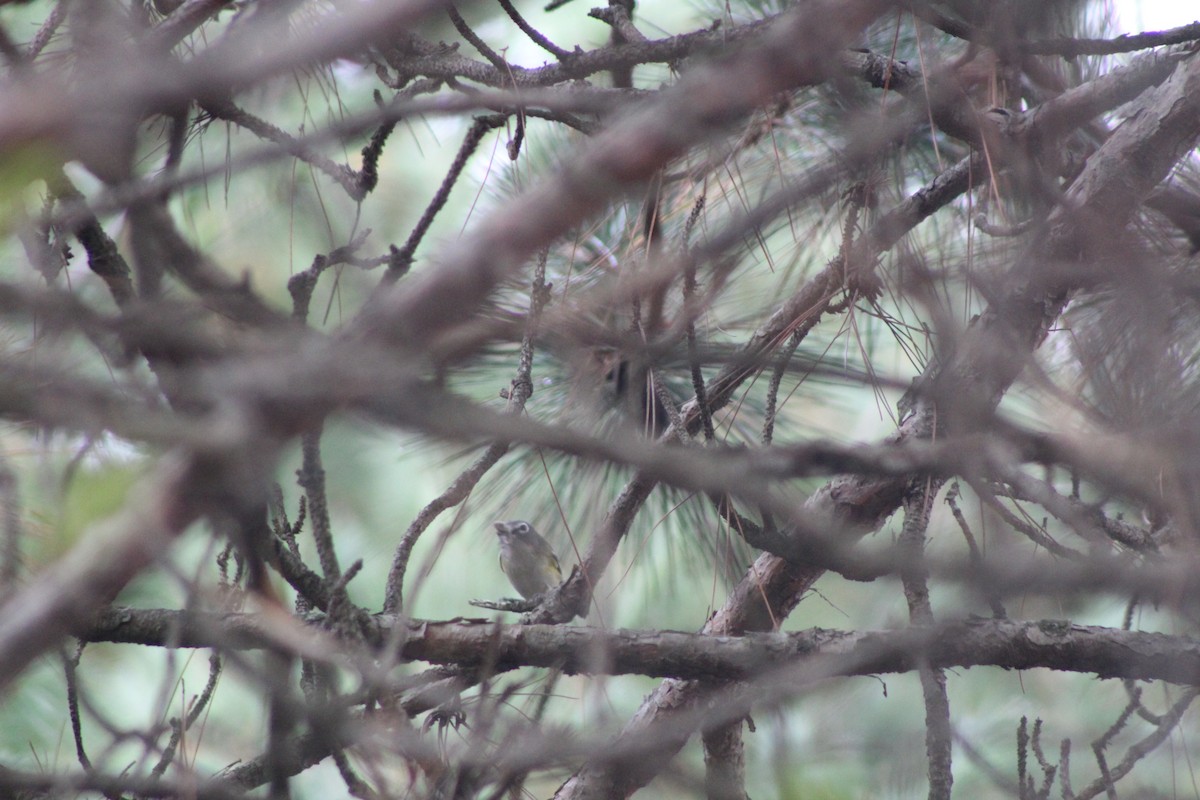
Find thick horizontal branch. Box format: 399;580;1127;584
396;11;775;89
0;765;242;800
80;608;1200;686
405;618;1200;685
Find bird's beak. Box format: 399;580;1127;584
493;521;508;534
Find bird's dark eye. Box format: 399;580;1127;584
516;522;529;533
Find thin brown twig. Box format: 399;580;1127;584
383;114;507;280
496;0;571;61
382;248;552;614
899;482;953;800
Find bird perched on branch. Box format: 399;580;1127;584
493;520;562;599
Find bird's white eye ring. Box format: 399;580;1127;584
516;522;529;533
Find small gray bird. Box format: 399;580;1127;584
493;520;562;599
